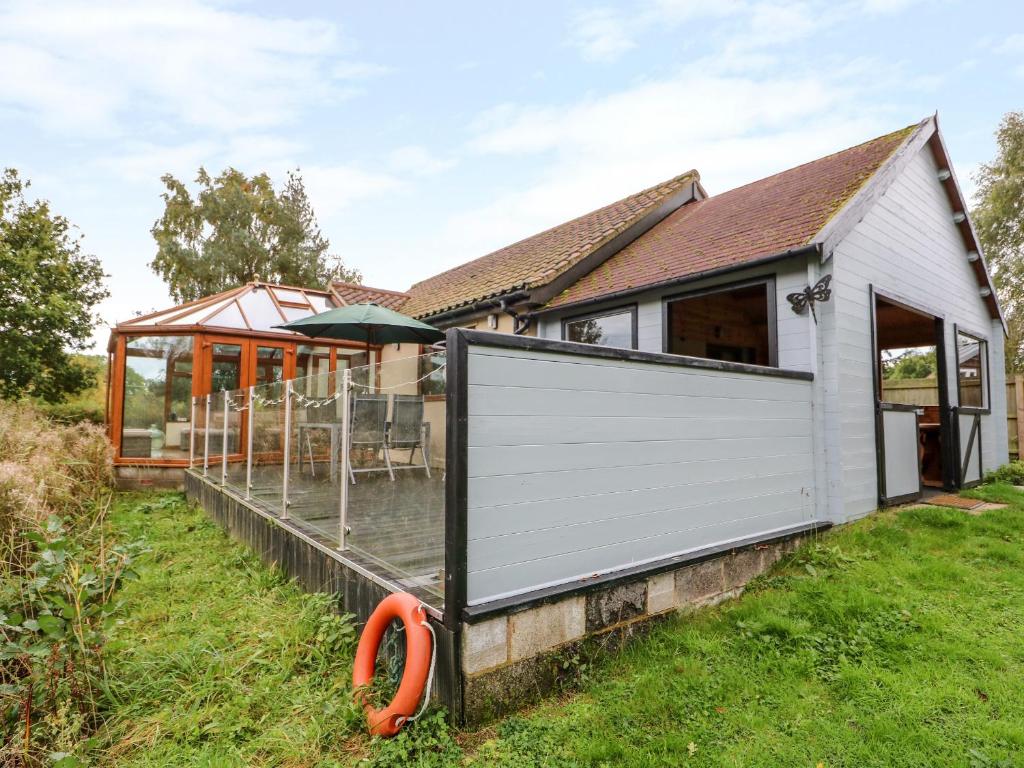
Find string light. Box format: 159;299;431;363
203;354;447;412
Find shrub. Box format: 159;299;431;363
0;400;118;765
35;402;105;426
982;461;1024;486
0;400;112;567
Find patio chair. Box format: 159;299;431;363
348;393;393;483
388;394;432;478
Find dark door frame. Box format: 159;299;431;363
950;322;989;489
869;286;956;505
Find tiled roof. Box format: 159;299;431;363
400;170;700;318
331;281;411;312
548;124;916;309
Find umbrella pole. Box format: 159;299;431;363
366;328;374;391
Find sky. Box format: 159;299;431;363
1;0;1022;352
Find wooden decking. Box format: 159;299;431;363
220;463;446;602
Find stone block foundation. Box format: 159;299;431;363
460;530;815;725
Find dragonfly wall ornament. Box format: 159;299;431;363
786;274;833;324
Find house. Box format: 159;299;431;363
126;114;1007;722
364;114;1006;520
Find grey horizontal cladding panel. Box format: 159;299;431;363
467;349;809;400
468;452;812;508
468;385;811;420
467;506;808;604
468;482;810;570
468;467;812;540
468;435;813;478
463;341;815;606
468;413;810;448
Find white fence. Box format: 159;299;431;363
463;339;816;605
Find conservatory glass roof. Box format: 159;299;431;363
116;282;341;336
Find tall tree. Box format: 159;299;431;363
0;169;109;403
974;111;1024;370
150;168;360;303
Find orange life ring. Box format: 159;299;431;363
352;592;433;737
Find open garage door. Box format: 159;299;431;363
871;287;954;506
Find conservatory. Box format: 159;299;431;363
106;282;379;466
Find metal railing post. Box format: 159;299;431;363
221;390;229;485
203;396;211;476
281;380;292;519
189;396;196;467
245;385;255;500
338;368;351;550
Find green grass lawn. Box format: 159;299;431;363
99;494;367;767
99;485;1024;767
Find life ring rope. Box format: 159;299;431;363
396;615;436;727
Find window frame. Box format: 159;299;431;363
660;275;778;368
954;325;990;414
561;303;639;350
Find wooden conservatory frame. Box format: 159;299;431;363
106;282;380;467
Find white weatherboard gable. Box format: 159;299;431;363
826;141;1007;521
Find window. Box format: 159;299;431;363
664;280;775;367
121;335;193;460
562;307;637;349
957;330;988;410
419;349;446;396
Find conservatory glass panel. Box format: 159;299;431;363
255;346;286;386
211;343;243;392
271;287;309;305
237;289;286;331
168;297;234;327
280;305;310;323
207;300;246;330
121;335;194;461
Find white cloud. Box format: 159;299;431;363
0;0;383;135
567;7;637;62
388;145;456;176
301;165;405;219
859;0;922;13
996;33;1024;55
431;60;896;275
565;0;914;64
331;61;393;80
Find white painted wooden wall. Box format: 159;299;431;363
464;343;816;605
828;144;1008;520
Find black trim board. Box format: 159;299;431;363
462;521;831;622
455;328;813;381
444;327;469;633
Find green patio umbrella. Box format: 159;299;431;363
275;303;444;357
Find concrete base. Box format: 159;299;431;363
460;533;809;725
114;464;186;490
